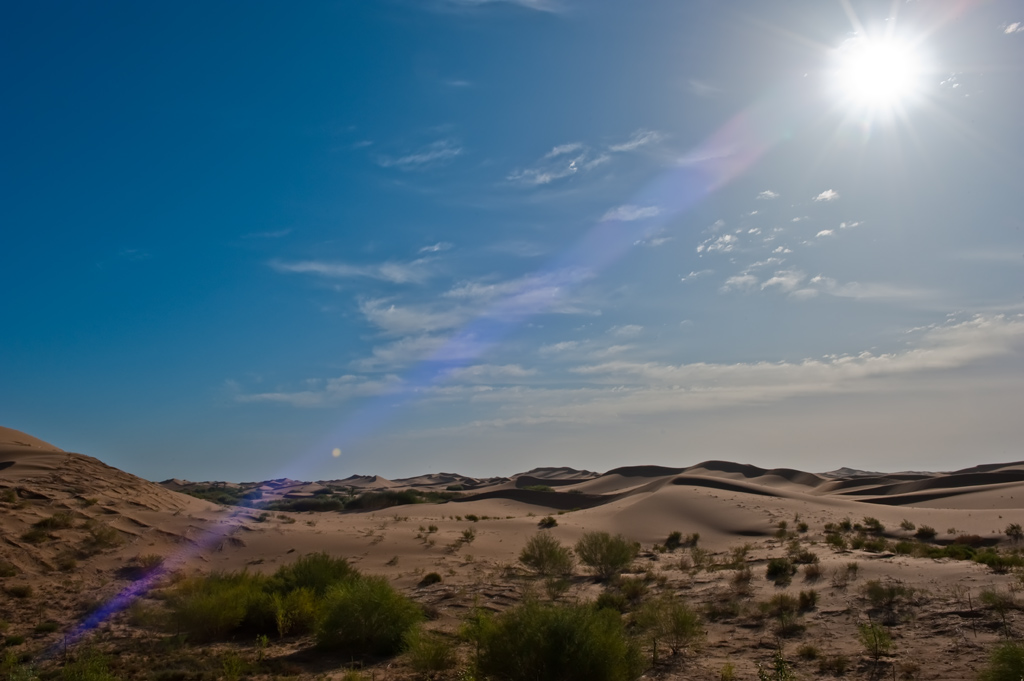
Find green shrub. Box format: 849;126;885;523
20;528;50;544
404;628;457;674
167;572;265;641
757;646;796;681
617;577;648;603
594;591;629;613
465;514;480;522
798;590;817;611
817;654;849;676
80;522;123;554
272;587;318;637
664;531;683;551
419;572;443;587
899;519;915;532
33;621;59;634
914;525;937;541
575;532;638;581
520;533;574;577
803;563;822;582
858;622;892;660
0;561;19;578
765;558;795;585
5;585;32;599
979;641;1024;681
862;517;885;534
538;516;558;529
826;533;847;550
61;647;117;681
1005;523;1024;542
34;512;75;530
268;552;356;595
317;575;423;656
475;600;643;681
523;485;555;493
634;593;704;663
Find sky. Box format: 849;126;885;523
2;0;1023;482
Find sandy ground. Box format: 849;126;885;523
3;425;1024;680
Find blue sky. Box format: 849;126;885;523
3;0;1023;482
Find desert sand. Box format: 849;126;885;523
3;424;1024;679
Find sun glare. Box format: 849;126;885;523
832;35;925;114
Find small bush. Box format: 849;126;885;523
954;534;986;548
418;572;443;587
858;622;892;660
575;532;638;581
664;531;683;551
826;534;847;550
80;523;123;553
594;591;629;613
404;628;457;674
900;519;916;532
634;593;704;661
167;572;263;641
523;485;555;493
20;528;50;544
317;575;423;656
803;563;822;582
862;517;885;534
765;558;795;585
520;533;574;577
34;621;60;634
475;600;643;681
979;641;1024;681
617;577;648;603
0;561;20;578
538;516;558;529
269;552;356;596
818;654;850;676
1005;523;1024;542
5;585;32;599
61;647;117;681
465;514;479;522
796;644;819;660
34;512;75;530
798;590;818;611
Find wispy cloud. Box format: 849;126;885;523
601;204;661;222
270;258;436;285
377;139;462;171
816;229;834;237
243;228;292;239
608;129;664;152
609;324;643;338
688;79;723;97
760;269;805;292
1004;22;1024;34
420;242;453;253
235;373;404;407
681;269;713;282
545;142;584;159
444;364;537;382
813;189;840;202
443;0;562;12
757;190;779;200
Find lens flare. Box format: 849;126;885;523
831;35;926;114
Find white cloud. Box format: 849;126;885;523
760;269;805;292
545;143;584;159
697;233;737;253
839;221;862;229
681;269;713;282
609;324;643;338
608;129;664;152
445;364;537;381
444;0;561;11
688;79;723;97
589;344;633;359
757;190;779;200
601;204;661;222
243;228;292;239
807;276;932;301
358;298;467;335
813;189;840;202
539;340;580;355
236;373;404;407
720;274;758;292
419;242;453;253
816;229;834;238
270;258;436;285
1005;22;1024;34
377;139;462;170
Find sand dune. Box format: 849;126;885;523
6;426;1024;680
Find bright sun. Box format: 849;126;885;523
833;36;924;112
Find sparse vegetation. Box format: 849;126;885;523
765;557;795;585
520;532;574;577
575;532;638;581
538;515;558;529
473;600;643;681
858;621;893;661
317;575;423;656
979;641;1024;681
